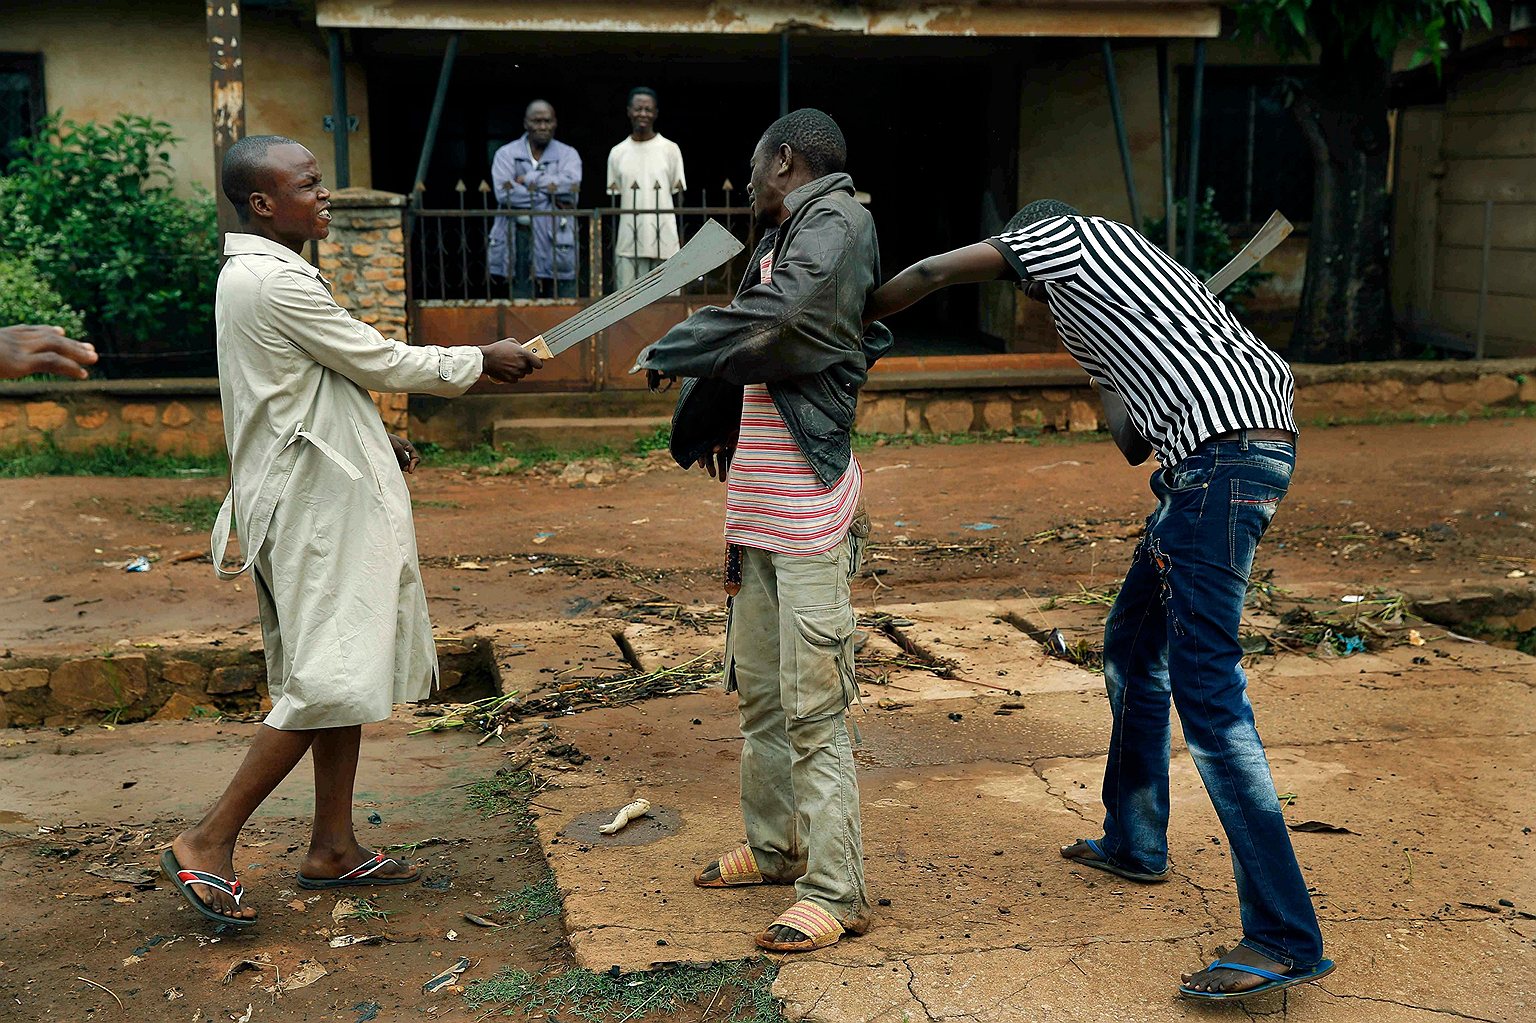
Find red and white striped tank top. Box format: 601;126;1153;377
724;251;862;555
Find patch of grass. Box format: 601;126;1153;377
465;767;540;826
465;959;784;1023
411;498;464;510
335;897;391;923
141;494;224;528
0;438;228;478
419;427;673;474
495;873;563;922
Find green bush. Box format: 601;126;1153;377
1144;188;1270;316
0;256;85;336
0;114;217;376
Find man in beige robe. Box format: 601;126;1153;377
162;135;541;927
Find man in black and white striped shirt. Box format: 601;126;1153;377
867;201;1330;1001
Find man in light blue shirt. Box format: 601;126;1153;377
487;100;583;298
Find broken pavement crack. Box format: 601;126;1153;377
1317;986;1500;1022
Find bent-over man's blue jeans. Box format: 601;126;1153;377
1097;436;1324;969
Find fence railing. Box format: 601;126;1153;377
407;182;756;303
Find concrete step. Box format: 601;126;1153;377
491;415;672;451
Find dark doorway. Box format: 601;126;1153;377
360;30;1018;354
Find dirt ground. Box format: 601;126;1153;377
2;417;1534;653
0;417;1533;1023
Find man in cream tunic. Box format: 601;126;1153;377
163;135;540;927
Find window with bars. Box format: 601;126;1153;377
1179;66;1315;227
0;54;45;173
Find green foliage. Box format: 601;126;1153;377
1144;188;1268;314
495;873;563;922
1234;0;1494;70
141;494;225;529
0;114;218;374
0;437;227;478
0;256;85;336
465;960;785;1023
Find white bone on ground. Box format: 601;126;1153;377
598;798;652;835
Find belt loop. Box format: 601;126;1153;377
1239;428;1250;451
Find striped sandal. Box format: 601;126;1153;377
297;852;420;890
694;845;767;888
755;900;866;953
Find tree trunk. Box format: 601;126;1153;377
1287;40;1398;362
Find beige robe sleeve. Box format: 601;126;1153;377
262;269;483;395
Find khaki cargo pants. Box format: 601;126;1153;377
724;530;870;921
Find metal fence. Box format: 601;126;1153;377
407;182;756;302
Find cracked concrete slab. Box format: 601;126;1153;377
520;605;1535;1022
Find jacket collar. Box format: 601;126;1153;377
223;233;323;279
782;172;855;219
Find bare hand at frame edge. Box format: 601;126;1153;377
0;325;98;380
479;339;544;383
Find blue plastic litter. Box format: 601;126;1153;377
964;522;999;531
124;555;151;573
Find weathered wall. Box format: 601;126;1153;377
0;381;224;454
1425;63;1536;356
315;189;413;432
0;0;371;194
1010;38;1312;350
2;359;1531;454
0;637;497;728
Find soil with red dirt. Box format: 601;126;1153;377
3;417;1532;653
0;417;1532;1023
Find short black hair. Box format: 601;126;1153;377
222;134;303;223
1005;199;1080;233
758;108;846;177
627;87;657;106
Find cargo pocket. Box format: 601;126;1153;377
790;598;856;721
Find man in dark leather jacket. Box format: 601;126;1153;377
632;109;887;954
633;158;893;483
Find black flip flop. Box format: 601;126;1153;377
160;847;255;928
297;852;420;890
1060;838;1170;883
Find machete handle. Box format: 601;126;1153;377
525;336;554;360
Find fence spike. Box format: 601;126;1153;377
478;179;491;192
413;180;426;193
454;179;467;193
722;178;733;192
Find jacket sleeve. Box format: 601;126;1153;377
633;202;864;385
263;269;484;396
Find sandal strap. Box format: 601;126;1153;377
1207;960;1291;984
177;869;243;905
718;845;763;885
772;900;842;941
339;853;391;881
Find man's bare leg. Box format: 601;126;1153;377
170;724;316;920
299;725;419;884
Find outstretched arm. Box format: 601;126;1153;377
864;242;1012;325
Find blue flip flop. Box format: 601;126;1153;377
1178;958;1336;1000
1061;838;1170;884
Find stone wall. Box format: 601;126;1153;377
316;188;412;433
0;379;224;454
854;357;1536;438
3;358;1532;456
0;637;498;729
857;386;1102;436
